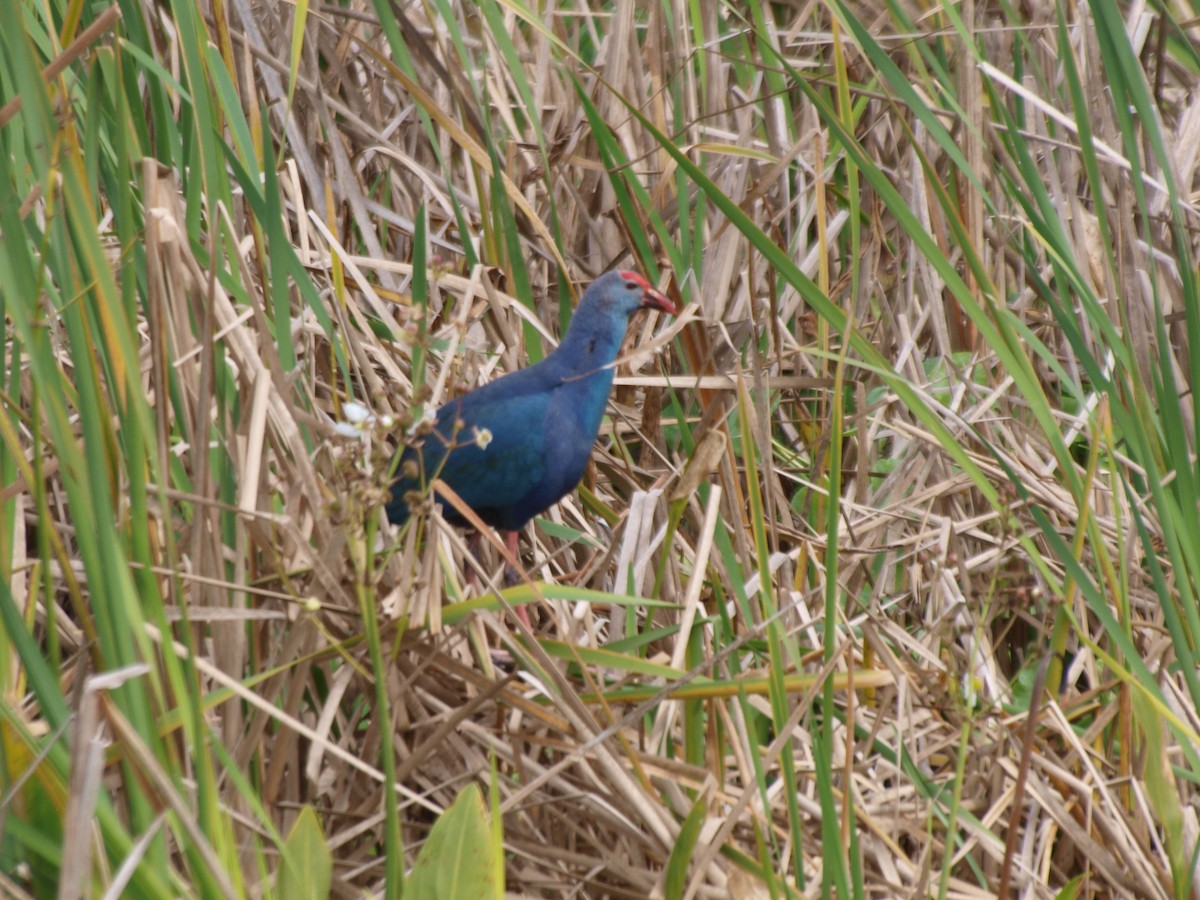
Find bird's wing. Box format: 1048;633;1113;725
428;388;549;515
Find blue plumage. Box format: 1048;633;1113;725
388;270;675;533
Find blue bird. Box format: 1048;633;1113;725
388;270;675;597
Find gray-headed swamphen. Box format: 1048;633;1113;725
388;270;676;617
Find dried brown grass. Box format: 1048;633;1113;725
23;1;1200;897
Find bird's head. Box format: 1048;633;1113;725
590;270;678;318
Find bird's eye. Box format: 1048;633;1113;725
625;281;638;290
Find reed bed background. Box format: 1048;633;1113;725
2;1;1199;897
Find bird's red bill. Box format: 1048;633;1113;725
618;269;678;315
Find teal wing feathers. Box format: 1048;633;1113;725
429;390;548;518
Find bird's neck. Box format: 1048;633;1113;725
548;304;627;383
534;304;626;442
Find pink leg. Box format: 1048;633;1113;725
502;531;531;627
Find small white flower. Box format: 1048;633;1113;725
335;401;387;439
407;405;437;436
343;402;371;424
961;670;982;708
473;427;493;450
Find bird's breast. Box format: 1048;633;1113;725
539;375;610;491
